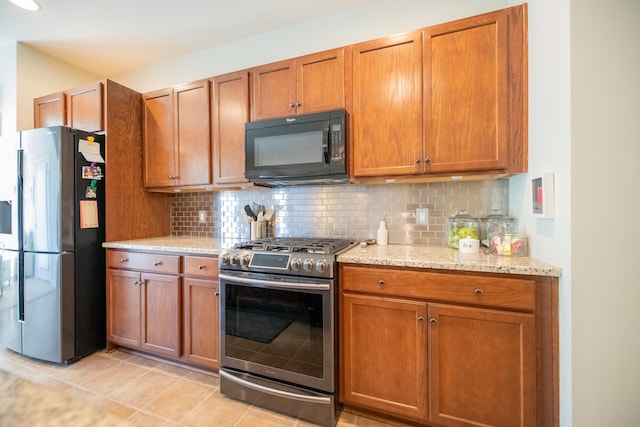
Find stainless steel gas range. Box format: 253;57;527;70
218;237;357;427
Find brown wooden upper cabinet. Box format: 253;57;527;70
423;5;527;174
143;79;212;189
251;48;346;120
33;81;104;131
212;71;250;185
350;4;527;180
350;32;423;178
66;81;104;132
33;91;66;128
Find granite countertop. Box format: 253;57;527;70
103;236;561;277
338;244;562;277
102;236;226;255
0;369;133;427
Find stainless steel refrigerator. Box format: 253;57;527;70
0;126;106;363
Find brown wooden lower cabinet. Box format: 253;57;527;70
182;256;220;369
341;294;428;422
106;250;219;370
339;264;558;427
428;303;536;427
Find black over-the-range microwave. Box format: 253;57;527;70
244;109;348;186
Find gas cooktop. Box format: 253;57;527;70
232;237;356;255
220;237;357;279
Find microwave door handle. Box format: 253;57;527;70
322;126;330;164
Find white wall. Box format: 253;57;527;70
0;43;17;136
508;0;573;425
15;43;99;131
571;0;640;425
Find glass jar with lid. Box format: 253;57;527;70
480;210;517;249
447;211;480;249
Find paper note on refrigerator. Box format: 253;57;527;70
78;139;105;163
80;200;99;228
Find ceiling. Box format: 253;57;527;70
0;0;379;76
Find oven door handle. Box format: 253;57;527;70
219;369;332;405
219;273;330;291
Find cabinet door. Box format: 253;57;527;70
428;303;536;427
140;272;181;358
350;32;423;177
66;81;104;131
212;71;250;184
297;48;345;115
106;269;141;348
143;88;176;187
34;92;66;128
341;293;428;422
183;277;219;369
252;59;296;120
174;80;212;186
423;10;510;173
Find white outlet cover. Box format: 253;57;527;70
417;208;429;225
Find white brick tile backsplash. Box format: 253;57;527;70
171;179;510;246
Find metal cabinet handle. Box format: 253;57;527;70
415;157;421;163
424;156;431;163
133;280;142;286
418;316;425;322
378;279;385;287
120;258;129;263
154;261;163;266
474;288;484;295
198;265;205;270
214;291;220;296
429;318;438;324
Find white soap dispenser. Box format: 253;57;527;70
377;218;389;246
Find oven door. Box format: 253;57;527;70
219;271;336;393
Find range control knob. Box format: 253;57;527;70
241;254;251;266
303;259;315;272
220;251;231;265
315;259;328;273
290;258;302;271
231;253;240;265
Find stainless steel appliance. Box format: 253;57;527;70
0;126;106;364
218;237;356;427
245;109;349;186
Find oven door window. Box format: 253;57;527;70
224;283;326;379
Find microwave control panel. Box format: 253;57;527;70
330;123;345;160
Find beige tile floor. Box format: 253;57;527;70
0;347;398;427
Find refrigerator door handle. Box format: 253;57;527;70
17;149;25;322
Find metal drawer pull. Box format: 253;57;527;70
120;258;129;263
133;280;142;286
378;279;385;287
474;288;484;295
198;265;205;270
429;318;438;324
154;261;163;266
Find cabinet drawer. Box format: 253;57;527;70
106;250;180;275
183;256;219;278
341;265;535;311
